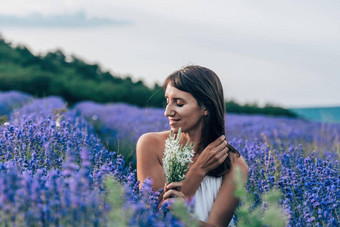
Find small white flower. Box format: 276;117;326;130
91;115;98;121
163;128;195;183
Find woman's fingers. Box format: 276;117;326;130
219;149;229;163
207;139;228;161
201;136;226;157
194;135;230;173
215;139;228;153
209;135;225;147
163;183;167;192
163;189;185;201
216;144;229;159
166;182;182;191
160;183;186;209
206;140;229;169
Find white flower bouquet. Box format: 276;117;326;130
163;128;195;183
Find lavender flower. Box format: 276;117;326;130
1;94;339;226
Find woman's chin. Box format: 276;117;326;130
170;127;178;133
170;126;180;133
170;126;187;134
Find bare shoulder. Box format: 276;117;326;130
136;131;170;189
137;131;170;150
232;154;248;172
234;155;249;179
136;131;170;159
223;153;249;181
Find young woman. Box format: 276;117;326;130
136;65;248;227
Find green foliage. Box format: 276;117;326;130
0;35;296;116
104;176;130;226
171;200;199;227
104;175;199;227
0;115;8;125
234;166;289;227
0;36;164;107
103;166;289;227
226;100;298;117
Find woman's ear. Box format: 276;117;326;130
204;109;208;116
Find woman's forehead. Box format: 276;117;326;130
165;84;194;100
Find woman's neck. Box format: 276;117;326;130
180;131;202;153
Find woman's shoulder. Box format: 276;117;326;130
234;155;249;177
136;131;170;155
137;131;170;145
223;153;249;180
231;153;248;170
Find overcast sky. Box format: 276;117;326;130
1;0;339;107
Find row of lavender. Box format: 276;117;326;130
74;101;340;226
74;101;339;161
1;91;339;226
0;91;184;226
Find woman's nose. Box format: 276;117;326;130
164;104;175;117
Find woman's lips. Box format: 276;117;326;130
169;119;180;125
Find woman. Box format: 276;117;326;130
136;65;248;227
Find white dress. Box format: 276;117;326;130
194;176;235;227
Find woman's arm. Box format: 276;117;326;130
181;135;230;198
207;156;249;227
137;133;231;204
136;133;166;191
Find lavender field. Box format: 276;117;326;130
0;90;339;226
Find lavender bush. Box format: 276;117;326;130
0;96;190;226
0;97;114;225
0;91;32;117
73;101;168;163
1;96;339;226
75;102;339;226
0;90;33;126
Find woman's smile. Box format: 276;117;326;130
169;118;180;125
164;84;206;133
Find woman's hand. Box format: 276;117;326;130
160;182;185;206
193;135;229;174
178;135;229;198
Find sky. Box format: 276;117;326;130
1;0;339;108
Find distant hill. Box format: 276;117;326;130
290;107;340;123
0;35;297;117
0;35;164;107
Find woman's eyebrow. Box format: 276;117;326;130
164;95;184;101
170;97;185;101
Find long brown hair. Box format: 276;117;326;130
163;65;240;177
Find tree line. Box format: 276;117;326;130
0;35;297;118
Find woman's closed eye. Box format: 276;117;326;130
176;102;184;107
164;98;184;107
164;102;183;107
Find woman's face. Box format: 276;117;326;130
164;84;206;134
